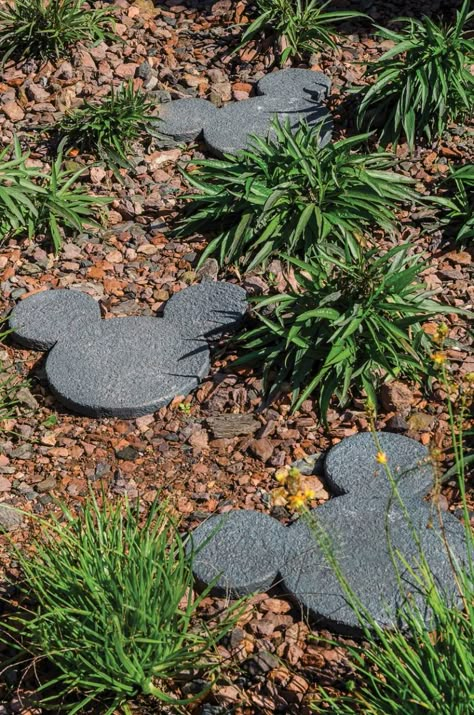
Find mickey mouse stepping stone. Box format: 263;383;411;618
9;283;247;419
189;432;468;633
157;68;333;157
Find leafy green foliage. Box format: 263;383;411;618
1;495;240;714
175;121;420;270
356;0;474;150
57;82;156;171
237;245;457;419
237;0;363;65
0;137;110;253
440;163;474;245
0;0;117;63
310;420;474;715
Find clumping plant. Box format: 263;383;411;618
0;0;117;63
57;82;156;170
175;121;419;270
1;494;240;714
236;244;461;418
439;163;474;245
356;0;474;150
310;372;474;715
237;0;363;65
0;137;110;253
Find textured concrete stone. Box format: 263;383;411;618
203;94;332;158
153;69;332;157
189;510;287;596
9;289;101;350
256;68;331;100
157;98;219;141
281;497;467;633
10;283;246;419
324;431;434;503
188;433;470;633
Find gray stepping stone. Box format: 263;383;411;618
156;98;219;141
188;432;470;633
9;283;246;419
9;289;101;350
281;497;467;634
203;94;332;158
188;510;288;597
256;68;331;101
153;69;332;157
324;431;434;504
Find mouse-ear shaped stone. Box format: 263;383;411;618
9;289;101;351
256;68;331;101
164;282;247;340
156;98;219;141
324;432;434;503
188;510;287;597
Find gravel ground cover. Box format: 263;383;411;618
0;0;472;712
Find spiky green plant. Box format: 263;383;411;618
356;0;474;150
237;0;363;65
237;244;464;419
0;0;117;63
440;163;474;245
0;137;110;253
57;82;155;170
1;495;241;714
175;121;420;270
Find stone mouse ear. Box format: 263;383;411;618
164;282;247;340
324;432;434;503
9;289;101;351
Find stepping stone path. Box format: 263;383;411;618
9;283;246;419
157;68;333;157
189;432;468;633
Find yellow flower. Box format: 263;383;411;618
376;451;388;464
275;469;288;485
431;351;447;366
287;492;307;511
434;322;449;345
304;488;316;500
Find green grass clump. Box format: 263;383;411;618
0;0;116;63
57;82;156;171
237;0;363;65
1;495;240;714
175;121;419;270
0;137;110;253
237;244;461;418
356;0;474;150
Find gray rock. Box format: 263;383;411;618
281;497;467;633
10;283;247;419
156;98;219;141
323;431;434;504
9;289;101;350
188;510;287;596
188;432;470;633
153;69;333;157
203;94;332;158
256;68;331;101
0;503;23;532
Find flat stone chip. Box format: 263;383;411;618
164;281;247;339
281;498;468;633
256;68;331;100
323;432;434;503
44;317;210;419
203;94;333;157
9;289;101;351
156;98;219;141
189;510;288;596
